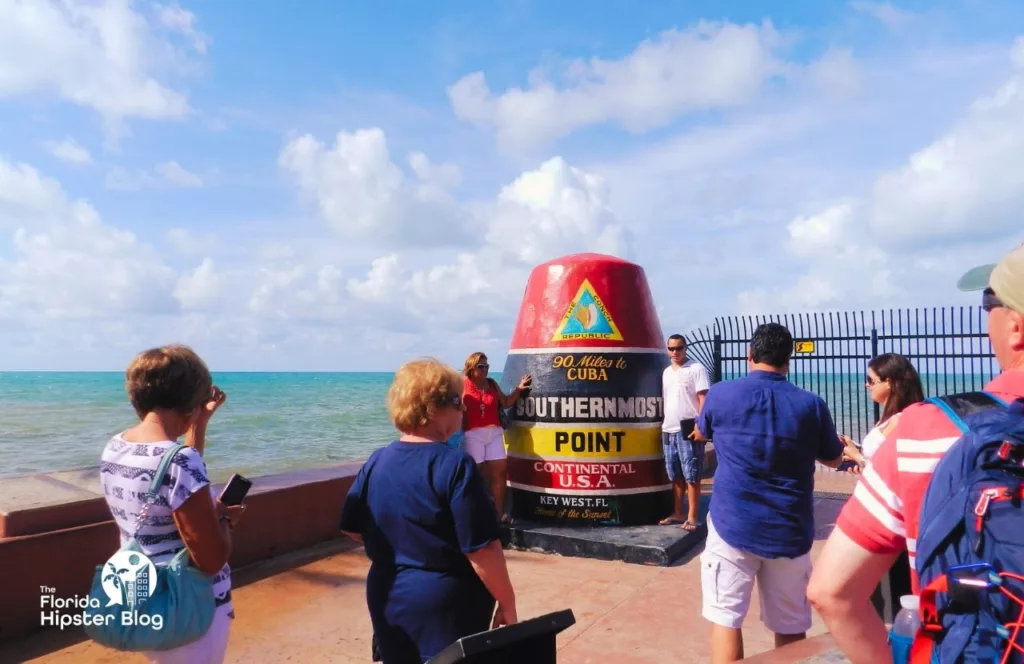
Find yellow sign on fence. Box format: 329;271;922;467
794;340;816;354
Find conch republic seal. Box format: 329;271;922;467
500;253;671;526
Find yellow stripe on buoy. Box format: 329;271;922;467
505;425;662;459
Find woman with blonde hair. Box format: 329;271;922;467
341;358;518;663
461;352;531;522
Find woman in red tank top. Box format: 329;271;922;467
461;352;531;523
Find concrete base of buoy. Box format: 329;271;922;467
500;495;710;567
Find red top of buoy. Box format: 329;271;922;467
508;253;664;350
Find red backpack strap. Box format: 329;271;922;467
910;575;948;663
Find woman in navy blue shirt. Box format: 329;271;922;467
340;358;518;663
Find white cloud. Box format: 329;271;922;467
340;152;631;334
0;159;178;321
156;2;207;54
278;128;472;246
486;157;628;264
165;227;216;254
347;255;402;301
42;137;93;165
786;201;860;258
448;20;793;150
0;0;205;131
738;38;1024;313
173;258;223;311
156;161;203;187
850;2;914;28
868;38;1024;245
106;161;204;189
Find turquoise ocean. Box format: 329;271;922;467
0;372;494;482
1;370;996;482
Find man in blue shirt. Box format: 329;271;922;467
693;322;846;663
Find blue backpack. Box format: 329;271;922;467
911;392;1024;663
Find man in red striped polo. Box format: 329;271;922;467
807;242;1024;664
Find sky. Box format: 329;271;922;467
1;0;1023;371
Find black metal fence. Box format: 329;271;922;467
686;307;997;444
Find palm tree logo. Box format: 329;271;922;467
100;551;156;608
102;561;131;607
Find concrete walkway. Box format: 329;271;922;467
2;491;851;664
4;471;857;663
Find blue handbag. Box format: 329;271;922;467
84;443;217;651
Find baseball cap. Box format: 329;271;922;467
957;243;1024;314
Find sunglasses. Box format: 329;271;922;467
442;394;462;408
475;363;489;370
983;288;1004;313
667;346;685;352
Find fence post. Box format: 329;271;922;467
870;327;880;423
712;333;723;384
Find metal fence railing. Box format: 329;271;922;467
686;308;997;445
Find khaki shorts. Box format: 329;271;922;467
700;515;812;635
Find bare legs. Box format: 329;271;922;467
662;479;701;529
479;458;509;519
711;625;743;663
686;480;701;529
710;625;805;663
775;632;806;649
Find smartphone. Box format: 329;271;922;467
218;474;252;506
680;418;696;439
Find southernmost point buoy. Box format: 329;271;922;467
501;253;671;526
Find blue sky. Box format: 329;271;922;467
1;0;1023;370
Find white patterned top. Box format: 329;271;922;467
99;435;233;617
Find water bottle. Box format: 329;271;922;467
890;594;919;663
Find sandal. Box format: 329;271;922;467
681;520;700;532
659;516;683;525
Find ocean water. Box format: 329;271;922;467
0;372;434;482
0;369;995;482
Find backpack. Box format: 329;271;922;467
910;392;1024;663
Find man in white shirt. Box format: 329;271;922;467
660;334;711;530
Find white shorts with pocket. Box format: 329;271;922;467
463;426;506;463
700;514;812;635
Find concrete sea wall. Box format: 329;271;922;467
0;462;362;642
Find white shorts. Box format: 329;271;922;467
145;607;232;664
700;515;812;635
464;426;506;463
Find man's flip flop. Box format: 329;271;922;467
659;517;683;525
681;520;700;531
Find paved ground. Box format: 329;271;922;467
3;475;855;664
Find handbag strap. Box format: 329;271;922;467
132;443;186;539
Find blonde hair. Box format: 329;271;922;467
126;344;212;417
463;351;487;377
388;358;463;433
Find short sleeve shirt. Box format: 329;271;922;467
696;371;845;558
662;360;712;432
340;441;501;571
836;371;1024;592
100;436;233;615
